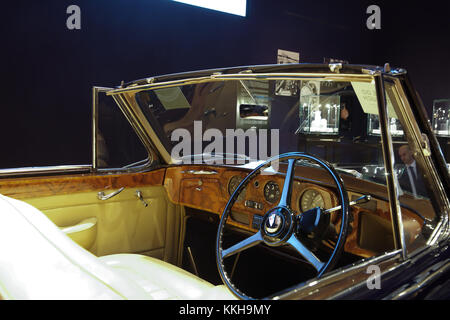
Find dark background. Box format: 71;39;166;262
1;0;449;168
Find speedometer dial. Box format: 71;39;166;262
264;181;280;203
300;189;324;212
228;176;246;201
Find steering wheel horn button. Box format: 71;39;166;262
265;212;283;234
261;206;293;243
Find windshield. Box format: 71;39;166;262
135;78;392;184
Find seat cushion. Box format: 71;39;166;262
100;254;236;300
0;195;235;300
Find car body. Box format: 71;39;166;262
0;63;449;300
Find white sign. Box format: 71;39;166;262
173;0;247;17
351;82;397;118
277;49;300;64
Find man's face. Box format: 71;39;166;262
399;146;414;165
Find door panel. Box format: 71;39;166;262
0;169;182;265
60;217;98;250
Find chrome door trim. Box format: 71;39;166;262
388;259;450;300
0;165;92;177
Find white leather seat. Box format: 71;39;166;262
100;254;235;300
0;194;236;300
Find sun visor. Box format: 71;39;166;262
154;87;191;110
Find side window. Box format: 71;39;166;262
94;88;149;169
385;81;440;254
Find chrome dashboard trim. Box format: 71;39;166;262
180;170;218;175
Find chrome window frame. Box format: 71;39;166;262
91;86;156;174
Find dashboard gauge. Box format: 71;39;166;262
264;181;280;203
300;189;325;212
228;176;246;201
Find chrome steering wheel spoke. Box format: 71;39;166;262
221;231;263;259
277;158;296;208
287;234;325;272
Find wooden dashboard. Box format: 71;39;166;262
165;164;336;226
164;165;427;259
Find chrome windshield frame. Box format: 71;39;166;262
111;72;376;165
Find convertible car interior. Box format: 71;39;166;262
0;64;447;300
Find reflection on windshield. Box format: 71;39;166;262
135;79;395;185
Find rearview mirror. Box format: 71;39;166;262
239;104;268;120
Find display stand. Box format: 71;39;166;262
433;99;450;162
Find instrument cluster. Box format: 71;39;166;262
227;175;328;213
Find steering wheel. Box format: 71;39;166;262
216;152;350;300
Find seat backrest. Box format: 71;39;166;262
0;194;152;300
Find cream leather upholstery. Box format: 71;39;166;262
0;195;235;300
25;186;181;263
100;254;235;300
